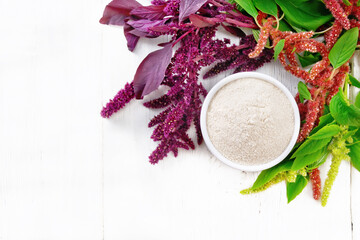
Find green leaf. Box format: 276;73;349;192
354;128;360;141
324;104;330;115
343;0;351;6
286;175;308;203
278;20;293;32
292;138;332;158
292;25;306;33
298;82;311;103
349;142;360;172
348;74;360;88
356;92;360;108
297;52;322;68
252;29;260;42
274;39;285;61
275;0;333;31
228;0;243;10
307;151;329;170
310;113;334;135
358;0;360;7
292;147;328;170
309;125;341;140
344;128;359;140
329;89;360;127
234;0;258;18
329;27;359;69
251;160;293;190
253;0;278;17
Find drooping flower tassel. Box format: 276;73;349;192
323;0;351;30
240;173;286;194
325;20;343;50
326;64;349;104
297;99;320;142
310;168;322;200
101;82;135;118
310;60;330;80
321;127;350;206
248;18;275;58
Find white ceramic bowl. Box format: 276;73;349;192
200;72;300;172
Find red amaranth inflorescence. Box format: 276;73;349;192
325;20;343;50
297;99;320;142
310;168;322;200
248;17;275;58
310;60;330;80
324;0;351;30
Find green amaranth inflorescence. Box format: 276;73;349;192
286;170;297;183
299;168;307;177
241;173;287;194
321;126;350;206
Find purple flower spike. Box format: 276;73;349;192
101;82;135;118
100;0;270;164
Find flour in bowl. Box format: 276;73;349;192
206;78;295;165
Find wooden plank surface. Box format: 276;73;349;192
0;0;104;239
0;0;358;239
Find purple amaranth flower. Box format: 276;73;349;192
100;82;135;118
204;35;273;78
100;0;266;164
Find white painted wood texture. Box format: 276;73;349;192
0;0;358;239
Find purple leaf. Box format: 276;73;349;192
222;24;246;38
127;19;166;33
133;43;173;98
150;25;174;33
124;24;139;51
189;14;216;28
179;0;209;22
100;0;142;25
130;5;166;20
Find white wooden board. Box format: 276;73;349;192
0;0;358;239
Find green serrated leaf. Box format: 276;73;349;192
274;39;285;61
292;138;332;158
297;52;322;68
253;0;278;17
307;151;329;170
356;92;360;108
349;142;360;172
292;147;328;170
329;89;360;127
354;129;360;141
251;160;293;190
275;0;333;31
234;0;258;18
343;128;358;140
298;81;312;102
309;125;341;140
310;113;334;135
278;20;293;32
343;0;351;6
292;25;306;33
329;27;359;69
348;74;360;88
252;29;260;42
286;175;308;203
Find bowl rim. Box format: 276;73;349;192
200;72;300;172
